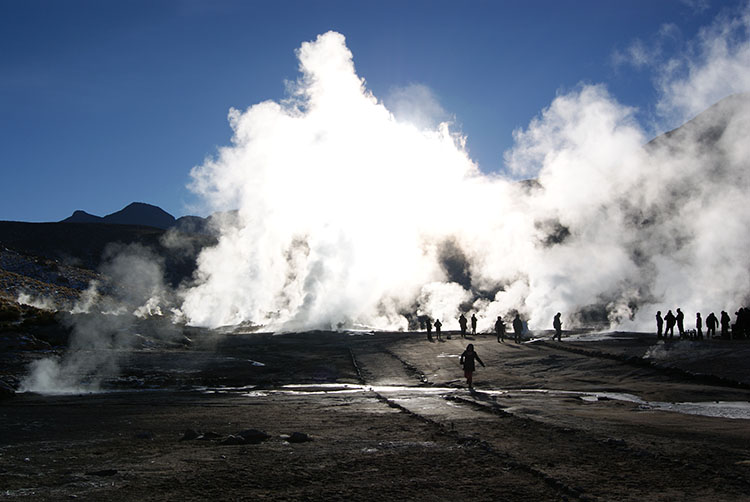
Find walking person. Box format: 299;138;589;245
459;343;485;389
494;315;506;343
676;308;685;338
665;310;676;339
458;314;468;339
434;319;443;341
696;312;703;340
552;312;562;341
425;318;433;342
471;314;477;336
512;313;523;343
706;312;718;339
721;311;731;339
656;311;663;339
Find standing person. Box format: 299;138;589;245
665;310;676;339
552;313;562;341
656;311;663;339
512;313;523;343
434;319;443;341
470;314;477;336
676;308;685;338
720;311;731;339
696;313;703;340
706;312;718;338
494;316;506;343
459;343;485;389
425;318;433;342
458;314;468;338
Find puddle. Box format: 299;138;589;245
223;383;750;420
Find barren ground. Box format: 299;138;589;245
2;329;750;501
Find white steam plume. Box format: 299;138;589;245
182;23;750;333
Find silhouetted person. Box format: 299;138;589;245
664;310;676;339
656;311;663;339
553;312;562;341
734;309;745;340
470;314;477;336
676;308;685;338
696;312;703;340
720;311;731;339
425;318;433;342
459;343;485;389
494;316;506;343
512;314;523;343
458;314;468;338
434;319;442;341
738;307;750;339
706;312;718;338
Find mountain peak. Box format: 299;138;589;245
61;202;176;229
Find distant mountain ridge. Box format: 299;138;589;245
60;202;218;234
61;202;177;230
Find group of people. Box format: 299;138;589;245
492;313;525;343
422;311;565;344
655;307;750;340
450;311;565;389
420;313;481;342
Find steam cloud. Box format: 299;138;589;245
20;244;180;393
181;13;750;334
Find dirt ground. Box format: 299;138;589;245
2;328;750;501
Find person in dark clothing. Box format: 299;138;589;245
458;314;468;338
470;314;477;336
664;310;676;339
676;308;685;338
512;314;523;343
425;318;433;342
552;312;562;341
734;309;744;340
696;312;703;340
706;312;718;338
720;311;731;339
434;319;443;341
656;311;663;339
494;316;506;343
738;308;749;339
459;343;485;389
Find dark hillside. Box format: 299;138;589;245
0;222;215;287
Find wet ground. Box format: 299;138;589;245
2;329;750;501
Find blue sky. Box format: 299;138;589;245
0;0;741;222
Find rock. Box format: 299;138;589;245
0;380;15;400
134;431;154;440
237;428;270;444
200;431;222;440
180;428;200;441
220;435;246;446
220;429;271;445
287;432;312;443
85;469;118;477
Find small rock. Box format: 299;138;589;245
287;432;312;443
237;429;270;444
85;469;118;477
180;429;200;441
220;435;246;446
134;432;154;440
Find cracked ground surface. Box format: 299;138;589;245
2;330;750;501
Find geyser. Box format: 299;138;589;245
181;27;750;333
